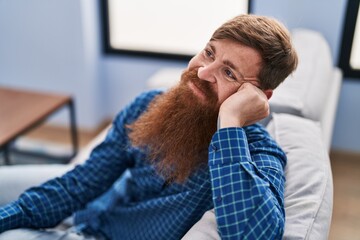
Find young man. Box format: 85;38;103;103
0;14;297;239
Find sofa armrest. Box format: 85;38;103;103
268;29;342;150
320;68;342;151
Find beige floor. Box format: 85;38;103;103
7;124;360;239
329;151;360;240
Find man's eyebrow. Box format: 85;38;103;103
208;43;216;54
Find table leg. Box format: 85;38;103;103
3;144;11;165
68;99;78;160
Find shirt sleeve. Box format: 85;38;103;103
208;125;287;240
0;90;162;233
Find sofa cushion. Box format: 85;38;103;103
181;209;220;240
269;28;334;122
267;113;333;239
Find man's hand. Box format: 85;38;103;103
218;83;270;128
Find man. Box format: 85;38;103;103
0;14;297;239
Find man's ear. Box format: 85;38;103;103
264;89;273;100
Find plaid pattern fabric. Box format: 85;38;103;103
209;127;286;239
0;90;286;240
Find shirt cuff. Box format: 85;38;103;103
0;201;28;233
208;127;250;165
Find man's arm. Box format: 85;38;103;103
0;90;162;233
209;125;286;239
210;83;286;239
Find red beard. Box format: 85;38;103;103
127;69;219;183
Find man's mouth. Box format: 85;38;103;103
187;81;207;102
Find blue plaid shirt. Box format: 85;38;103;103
0;90;286;239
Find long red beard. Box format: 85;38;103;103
127;69;219;183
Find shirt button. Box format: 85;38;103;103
211;145;218;151
216;196;222;202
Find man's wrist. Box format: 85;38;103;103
217;114;244;129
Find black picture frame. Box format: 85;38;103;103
100;0;252;61
338;0;360;79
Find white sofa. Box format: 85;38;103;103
72;29;342;239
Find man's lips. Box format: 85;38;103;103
188;81;207;101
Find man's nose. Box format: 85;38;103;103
197;64;216;83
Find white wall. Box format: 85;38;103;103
0;0;104;129
102;55;187;116
332;81;360;152
0;0;359;153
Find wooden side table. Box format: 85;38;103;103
0;87;78;164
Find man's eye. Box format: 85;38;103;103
224;69;236;80
205;49;214;58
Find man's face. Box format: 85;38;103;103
186;39;263;104
128;40;264;183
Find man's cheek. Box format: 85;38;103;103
223;87;241;102
218;92;232;105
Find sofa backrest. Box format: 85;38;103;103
269;28;342;150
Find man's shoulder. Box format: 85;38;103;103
113;90;164;126
133;89;164;106
123;89;164;112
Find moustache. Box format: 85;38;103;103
180;69;218;104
